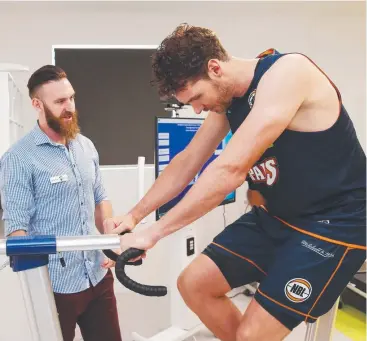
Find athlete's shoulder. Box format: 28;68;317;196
259;53;314;91
249;53;310;123
274;53;312;70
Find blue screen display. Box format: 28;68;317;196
155;117;236;219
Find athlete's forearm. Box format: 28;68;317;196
8;230;27;237
95;200;113;234
151;162;246;240
129;150;204;224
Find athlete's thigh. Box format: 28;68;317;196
179;253;234;298
254;229;366;331
238;298;292;341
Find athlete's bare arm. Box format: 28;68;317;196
151;54;313;238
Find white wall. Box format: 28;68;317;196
0;1;365;340
0;1;365;148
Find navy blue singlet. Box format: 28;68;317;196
226;49;366;221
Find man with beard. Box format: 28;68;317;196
105;24;366;341
0;65;122;341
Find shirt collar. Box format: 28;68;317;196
32;121;69;147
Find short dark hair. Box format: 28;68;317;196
151;23;230;99
27;65;67;98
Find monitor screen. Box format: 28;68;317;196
155;117;236;220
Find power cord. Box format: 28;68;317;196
223;201;251;229
227;290;247;299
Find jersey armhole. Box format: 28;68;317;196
287;52;342;113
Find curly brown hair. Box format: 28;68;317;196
151;23;230;99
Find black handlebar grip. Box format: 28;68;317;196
115;248;168;297
102;249;142;266
102;230;142;266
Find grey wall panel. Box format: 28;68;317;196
55;48;170;165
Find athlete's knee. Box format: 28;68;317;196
177;255;211;300
177;265;198;301
177;254;231;302
236;324;262;341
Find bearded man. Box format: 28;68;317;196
0;65;122;341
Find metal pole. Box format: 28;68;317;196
0;234;122;341
18;268;42;341
304;322;317;341
304;299;339;341
0;239;6;254
18;265;63;341
0;235;121;255
56;235;120;252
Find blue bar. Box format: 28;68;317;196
10;255;49;272
6;235;57;256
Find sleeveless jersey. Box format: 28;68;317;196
226;49;366;220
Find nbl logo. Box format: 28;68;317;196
284;278;312;303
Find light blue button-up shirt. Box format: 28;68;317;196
0;123;108;293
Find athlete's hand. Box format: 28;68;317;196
103;213;137;235
102;213;140;266
101;254;120;269
247;189;266;207
119;227;160;262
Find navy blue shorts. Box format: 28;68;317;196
202;206;366;330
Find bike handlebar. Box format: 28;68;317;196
1;234;168;297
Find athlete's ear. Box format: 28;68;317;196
207;59;222;79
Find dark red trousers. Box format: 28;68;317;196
54;269;122;341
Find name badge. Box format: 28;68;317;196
50;174;69;184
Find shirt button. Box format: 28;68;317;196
81;202;83;206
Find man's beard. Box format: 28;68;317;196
44;105;80;141
212;82;233;114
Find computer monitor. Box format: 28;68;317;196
155;117;236;220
